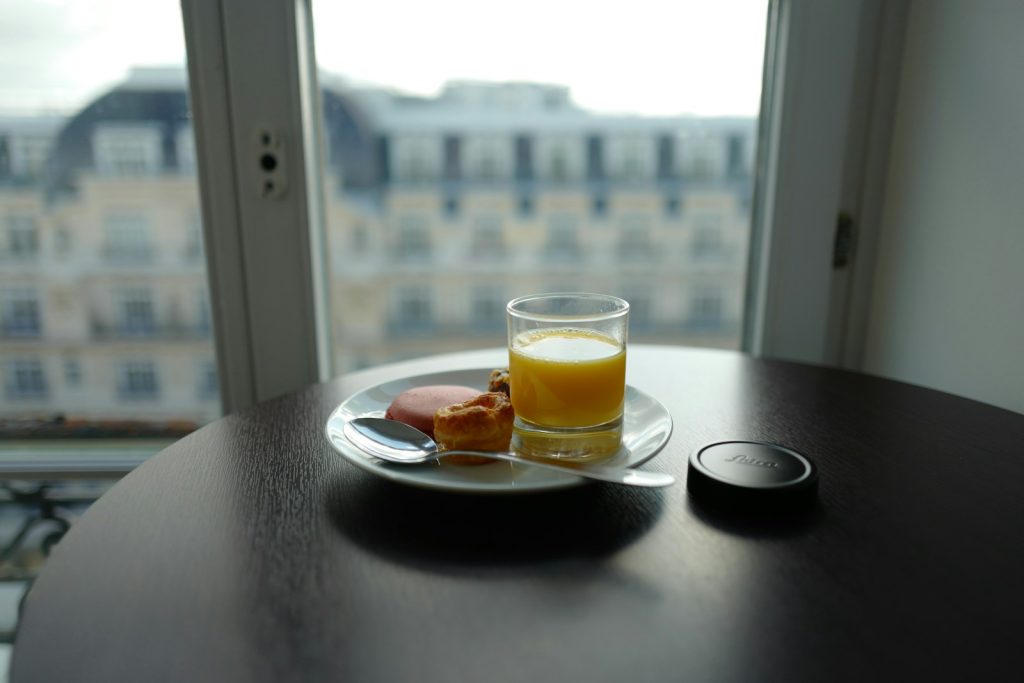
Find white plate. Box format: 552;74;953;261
324;368;673;494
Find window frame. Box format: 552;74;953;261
743;0;907;367
182;0;330;412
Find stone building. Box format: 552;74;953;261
1;69;755;426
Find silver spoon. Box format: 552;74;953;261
343;417;675;488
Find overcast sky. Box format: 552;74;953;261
0;0;767;117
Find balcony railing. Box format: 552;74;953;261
90;321;211;341
3;385;48;401
102;246;155;264
1;325;42;340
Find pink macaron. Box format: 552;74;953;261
384;385;481;438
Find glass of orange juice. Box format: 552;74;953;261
507;293;629;462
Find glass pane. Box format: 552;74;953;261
312;0;767;372
0;2;219;476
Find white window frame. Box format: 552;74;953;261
744;0;908;367
180;0;906;413
182;0;329;411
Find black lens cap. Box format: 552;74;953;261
688;441;818;509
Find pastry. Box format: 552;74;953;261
433;392;515;465
385;385;480;438
487;368;510;396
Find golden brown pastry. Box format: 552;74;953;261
433;392;515;465
487;368;510;396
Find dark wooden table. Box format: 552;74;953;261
11;346;1024;682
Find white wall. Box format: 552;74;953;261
862;0;1024;414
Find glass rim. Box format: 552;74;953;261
506;292;629;324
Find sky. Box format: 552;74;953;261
0;0;768;117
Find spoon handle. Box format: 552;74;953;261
436;450;675;488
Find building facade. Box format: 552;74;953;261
1;69;755;426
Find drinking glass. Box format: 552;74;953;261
506;293;629;462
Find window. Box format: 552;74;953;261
93;124;163;175
312;1;769;373
104;214;153;262
118;360;160;400
678;134;725;181
0;8;222;535
7;133;54;179
471;216;505;258
5;359;47;398
618;218;656;262
2;288;42;337
393;286;433;333
607;135;654;181
394;217;431;260
692;214;724;259
465;136;510;180
6;215;39;258
690;286;724;330
2;0;874;417
64;358;82;387
118;289;156;335
4;359;48;399
393;136;440;182
470;286;506;332
546;217;582;262
540;140;578;183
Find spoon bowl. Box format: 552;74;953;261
343;417;675;488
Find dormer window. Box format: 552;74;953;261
393;136;440;182
93;124;163;175
465;137;511;180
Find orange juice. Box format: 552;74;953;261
509;328;626;428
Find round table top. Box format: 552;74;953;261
12;345;1024;682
